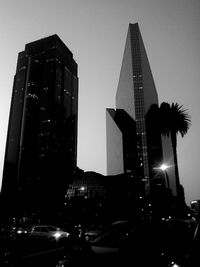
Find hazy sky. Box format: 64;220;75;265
0;0;199;205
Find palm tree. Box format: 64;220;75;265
159;102;191;198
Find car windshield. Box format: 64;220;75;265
47;226;59;231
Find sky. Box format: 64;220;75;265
0;0;199;205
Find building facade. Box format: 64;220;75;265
107;23;176;200
65;170;132;223
1;35;78;218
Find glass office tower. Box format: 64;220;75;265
1;35;78;218
107;23;176;199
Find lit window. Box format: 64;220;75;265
19;66;26;71
46;58;55;62
27;93;38;100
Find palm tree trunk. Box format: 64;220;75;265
170;131;180;196
171;132;187;215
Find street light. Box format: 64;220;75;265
159;164;170;189
159;164;168;171
154;164;170;189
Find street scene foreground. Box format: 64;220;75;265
0;212;199;267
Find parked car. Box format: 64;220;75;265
29;225;69;241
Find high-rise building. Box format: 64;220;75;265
1;35;78;218
106;23;176;199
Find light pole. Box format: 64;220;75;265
153;164;172;216
154;164;170;189
159;164;170;189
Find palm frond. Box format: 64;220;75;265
171;102;191;137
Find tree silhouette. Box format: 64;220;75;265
159;102;191;199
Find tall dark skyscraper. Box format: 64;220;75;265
106;23;176;199
1;35;78;218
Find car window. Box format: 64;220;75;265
47;226;58;231
33;227;40;232
40;227;49;232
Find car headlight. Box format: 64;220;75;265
53;232;62;239
65;232;70;237
169;261;181;267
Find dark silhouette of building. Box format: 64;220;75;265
65;170;133;223
1;35;78;220
106;23;176;203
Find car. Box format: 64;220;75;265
89;220;135;258
29;225;69;241
55;218;195;267
89;219;188;266
84;224;107;242
55;220;135;266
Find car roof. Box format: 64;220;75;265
111;220;134;226
32;225;58;228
